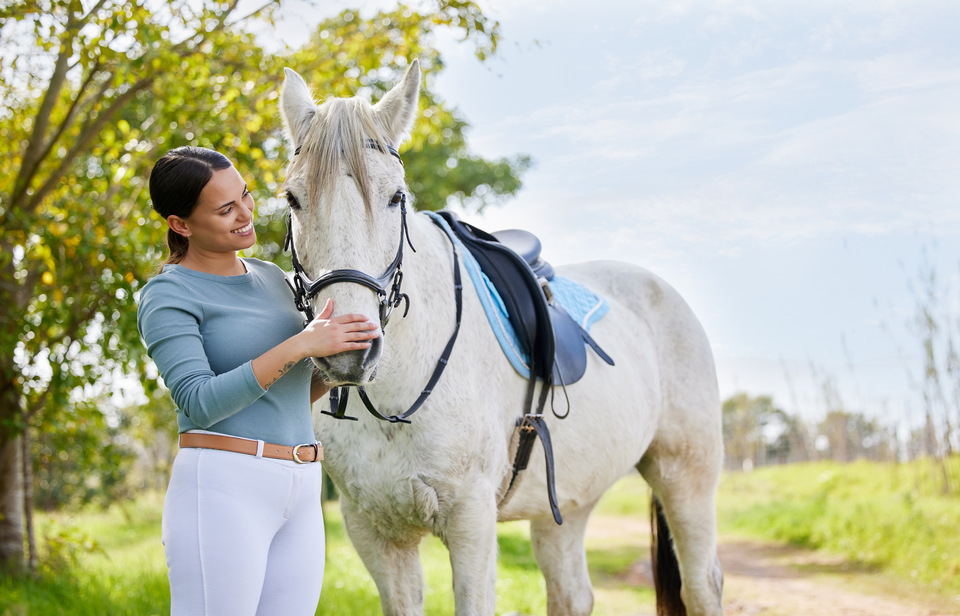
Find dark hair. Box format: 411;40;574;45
148;146;233;269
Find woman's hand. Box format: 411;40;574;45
252;299;379;391
296;299;380;358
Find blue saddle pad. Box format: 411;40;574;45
427;212;609;380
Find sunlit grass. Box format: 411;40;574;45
0;479;653;615
716;457;960;598
5;459;957;614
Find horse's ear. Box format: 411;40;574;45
373;59;421;145
280;68;316;152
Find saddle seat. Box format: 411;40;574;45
491;229;555;281
433;212;613;387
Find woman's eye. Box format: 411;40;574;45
286;191;301;210
389;191;404;207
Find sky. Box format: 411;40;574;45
266;0;960;428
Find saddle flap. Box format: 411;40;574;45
548;303;589;385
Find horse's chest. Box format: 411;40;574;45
317;419;488;534
321;426;434;496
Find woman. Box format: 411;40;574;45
137;146;379;614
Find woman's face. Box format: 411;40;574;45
173;166;257;254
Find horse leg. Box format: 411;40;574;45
440;480;499;615
340;496;427;616
637;452;724;616
529;501;598;616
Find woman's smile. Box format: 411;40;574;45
232;221;254;236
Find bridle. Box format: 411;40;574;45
284;140;463;424
284;141;414;328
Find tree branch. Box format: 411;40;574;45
12;29;75;209
11;0;111;213
78;0;111;24
25;77;155;213
34;58;110;187
226;0;278;28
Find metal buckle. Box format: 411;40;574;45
292;444;310;464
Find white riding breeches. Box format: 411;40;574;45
162;446;325;615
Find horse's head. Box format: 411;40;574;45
280;61;421;385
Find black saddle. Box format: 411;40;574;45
436;212;614;388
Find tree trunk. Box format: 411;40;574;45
22;426;36;575
0;352;26;574
0;435;24;574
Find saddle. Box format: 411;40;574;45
435;212;615;526
436;212;614;388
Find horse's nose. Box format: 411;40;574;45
360;332;383;377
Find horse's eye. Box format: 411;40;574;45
286;190;301;211
389;191;404;207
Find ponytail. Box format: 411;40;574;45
161;228;190;272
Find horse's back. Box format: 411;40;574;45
555;259;721;447
556;259;716;374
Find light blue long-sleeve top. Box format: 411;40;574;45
137;258;315;446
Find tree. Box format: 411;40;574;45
722;393;809;470
815;410;894;463
0;0;527;573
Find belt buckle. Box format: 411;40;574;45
292;444;309;464
292;443;318;464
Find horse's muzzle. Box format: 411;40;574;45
311;333;382;385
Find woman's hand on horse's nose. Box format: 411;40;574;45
298;299;380;357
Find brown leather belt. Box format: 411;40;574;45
178;432;323;463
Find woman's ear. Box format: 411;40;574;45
167;215;191;237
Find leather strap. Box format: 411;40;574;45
501;414;563;525
179;432;323;463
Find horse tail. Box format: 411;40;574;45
650;494;686;616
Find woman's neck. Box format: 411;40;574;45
178;249;247;276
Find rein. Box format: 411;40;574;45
284;140;463;424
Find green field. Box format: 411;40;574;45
1;458;957;614
717;457;960;598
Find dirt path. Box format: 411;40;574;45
587;516;959;616
713;539;953;616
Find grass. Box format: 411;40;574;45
2;458;958;613
0;480;653;615
716;457;960;599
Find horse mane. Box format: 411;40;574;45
299;96;391;213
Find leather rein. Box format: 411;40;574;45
284;140;463;424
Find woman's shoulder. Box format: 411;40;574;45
242;258;291;288
242;257;284;276
138;266;204;312
140;266;186;296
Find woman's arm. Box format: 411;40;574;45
139;277;375;427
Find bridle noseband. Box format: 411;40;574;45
284;140;463;425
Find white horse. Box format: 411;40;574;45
279;60;724;616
